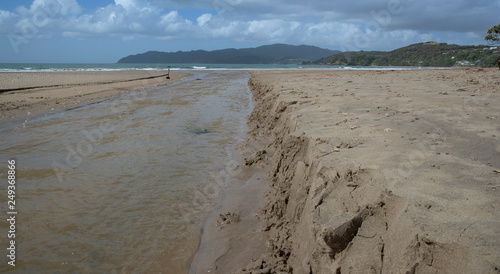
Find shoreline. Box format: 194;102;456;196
195;68;500;273
0;70;191;128
189;73;270;273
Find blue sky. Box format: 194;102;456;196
1;0;499;63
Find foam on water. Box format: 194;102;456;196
0;63;444;72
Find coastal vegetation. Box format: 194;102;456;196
312;42;500;67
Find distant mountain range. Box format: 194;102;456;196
117;44;340;64
312;42;500;67
118;42;500;67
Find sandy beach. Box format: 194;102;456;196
1;68;500;273
193;68;500;273
0;70;190;126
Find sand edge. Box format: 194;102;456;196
230;69;500;273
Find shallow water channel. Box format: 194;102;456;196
0;71;252;273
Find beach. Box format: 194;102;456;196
217;68;500;273
0;70;190;126
1;68;500;273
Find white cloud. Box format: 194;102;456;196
71;6;125;34
0;9;15;19
64;0;165;36
158;10;194;33
0;10;17;32
207;20;243;38
245;20;288;39
159;10;179;25
29;0;81;16
197;13;211;26
2;0;82;35
114;0;138;11
2;0;497;53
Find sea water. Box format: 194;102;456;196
0;62;434;72
0;71;252;273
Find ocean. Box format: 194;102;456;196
0;62;434;72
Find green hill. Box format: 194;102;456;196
118;44;340;64
314;42;500;67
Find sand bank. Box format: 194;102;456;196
0;70;190;126
197;68;500;273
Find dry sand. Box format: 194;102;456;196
0;70;190;126
194;68;500;273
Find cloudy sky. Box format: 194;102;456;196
1;0;499;63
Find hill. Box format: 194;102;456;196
314;42;500;67
117;44;340;64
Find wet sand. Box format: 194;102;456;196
189;146;270;273
194;68;500;273
0;70;190;126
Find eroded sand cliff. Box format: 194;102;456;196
235;69;500;273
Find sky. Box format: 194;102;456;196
0;0;499;63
